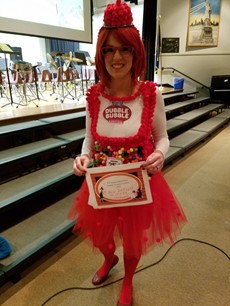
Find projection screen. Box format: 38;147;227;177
0;0;92;43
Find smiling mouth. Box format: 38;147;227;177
112;63;124;69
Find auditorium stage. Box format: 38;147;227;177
0;84;178;125
0;99;86;125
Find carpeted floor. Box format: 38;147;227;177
0;125;229;306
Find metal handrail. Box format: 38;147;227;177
162;66;210;90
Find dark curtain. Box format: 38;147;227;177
142;0;157;81
49;39;79;53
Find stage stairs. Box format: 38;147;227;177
0;90;230;286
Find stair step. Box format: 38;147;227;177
0;129;85;167
165;146;184;165
172;103;224;121
0;192;77;286
0;111;86;136
38;110;86;124
0;158;75;212
165;96;210;116
191;116;228;134
170;130;208;151
163;90;198;104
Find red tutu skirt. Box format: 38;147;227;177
68;171;187;258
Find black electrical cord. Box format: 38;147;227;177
40;238;230;306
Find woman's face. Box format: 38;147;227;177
102;35;133;82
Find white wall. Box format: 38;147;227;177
0;32;47;65
158;0;230;89
1;0;229;90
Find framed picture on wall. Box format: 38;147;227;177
162;38;179;53
187;0;222;47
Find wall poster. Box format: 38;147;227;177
187;0;222;47
161;38;179;53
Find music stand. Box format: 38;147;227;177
21;65;47;108
33;65;41;102
51;51;66;101
0;43;18;107
74;51;88;95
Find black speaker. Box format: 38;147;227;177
10;47;23;62
210;75;230;103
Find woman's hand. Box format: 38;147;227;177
142;150;164;174
73;154;90;176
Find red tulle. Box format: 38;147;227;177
68;172;187;258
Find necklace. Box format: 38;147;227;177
111;100;123;106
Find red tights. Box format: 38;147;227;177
97;241;116;277
97;242;140;305
118;255;140;305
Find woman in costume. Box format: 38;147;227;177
68;1;187;305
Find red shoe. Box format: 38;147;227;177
92;255;119;285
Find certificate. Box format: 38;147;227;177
86;162;152;209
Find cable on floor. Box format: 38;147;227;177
40;237;230;306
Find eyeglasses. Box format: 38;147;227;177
101;46;134;57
